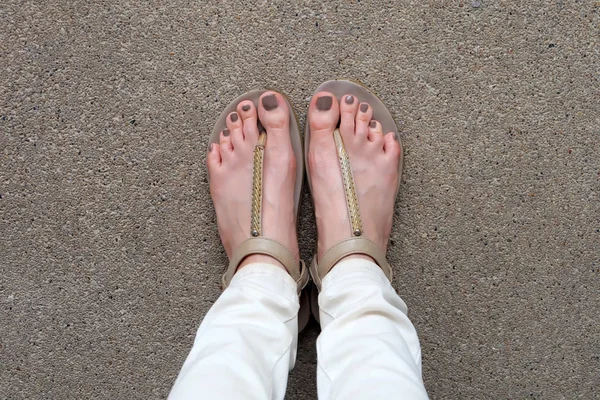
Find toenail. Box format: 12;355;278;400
230;112;239;122
241;104;251;112
223;128;230;137
262;94;278;111
370;120;377;128
316;96;332;111
394;132;399;141
360;103;369;113
209;143;213;151
345;95;354;104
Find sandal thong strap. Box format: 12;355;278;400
250;132;266;237
221;130;308;294
334;129;363;236
310;237;393;289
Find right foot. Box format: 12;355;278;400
307;92;402;262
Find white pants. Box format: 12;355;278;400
169;259;429;400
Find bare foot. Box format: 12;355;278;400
307;92;401;262
207;91;299;271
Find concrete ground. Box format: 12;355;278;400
1;0;598;399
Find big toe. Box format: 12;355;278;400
308;91;339;141
257;91;291;149
258;91;289;130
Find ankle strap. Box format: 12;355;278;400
310;237;393;289
223;237;309;294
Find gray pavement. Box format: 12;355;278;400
1;1;599;399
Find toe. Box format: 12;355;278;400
367;119;384;143
258;91;289;130
237;100;259;144
308;91;340;140
355;102;373;140
226;111;244;148
207;142;222;173
219;129;234;157
339;94;358;142
307;91;341;181
383;132;402;158
257;91;291;151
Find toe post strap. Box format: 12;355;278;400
310;237;393;289
223;237;309;294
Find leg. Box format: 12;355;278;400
170;92;304;399
316;258;428;399
169;263;299;400
306;91;428;399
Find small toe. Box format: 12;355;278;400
207;142;222;172
219;129;234;156
355;102;373;140
339;94;358;141
237;100;259;144
383;131;402;157
367;119;384;143
226;111;244;148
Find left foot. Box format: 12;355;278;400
206;91;299;271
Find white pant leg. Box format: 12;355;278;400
316;258;429;400
169;263;299;400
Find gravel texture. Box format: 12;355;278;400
1;0;599;399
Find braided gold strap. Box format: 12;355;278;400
250;131;267;236
333;129;363;236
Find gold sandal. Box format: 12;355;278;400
304;80;403;323
208;90;311;330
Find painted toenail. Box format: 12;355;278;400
242;104;251;112
370;120;377;128
394;132;399;140
230;113;239;122
209;143;213;151
360;103;368;113
262;94;278;111
345;95;354;104
316;96;332;111
223;128;230;137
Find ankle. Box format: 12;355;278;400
237;254;287;272
336;254;377;267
